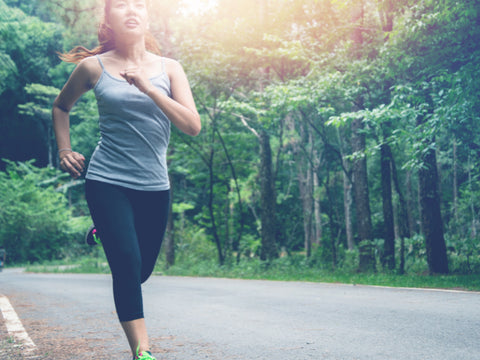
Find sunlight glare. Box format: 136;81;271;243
178;0;218;16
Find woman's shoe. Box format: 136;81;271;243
85;224;101;246
134;342;156;360
134;350;156;360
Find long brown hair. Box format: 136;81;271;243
59;0;161;63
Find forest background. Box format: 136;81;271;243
1;0;480;286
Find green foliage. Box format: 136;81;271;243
2;0;480;277
162;219;218;267
0;52;17;95
0;160;74;263
70;91;101;160
0;0;66;168
446;233;480;275
0;1;63;87
18;83;59;118
18;83;61;165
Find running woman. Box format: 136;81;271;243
52;0;201;358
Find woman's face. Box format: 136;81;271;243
106;0;149;38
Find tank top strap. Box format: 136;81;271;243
161;57;165;73
95;55;106;70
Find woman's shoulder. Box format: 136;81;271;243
78;55;102;71
162;56;182;70
75;55;104;88
156;56;185;79
76;56;102;83
147;53;178;66
146;53;184;79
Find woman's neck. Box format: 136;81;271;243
113;39;147;65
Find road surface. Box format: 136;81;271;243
1;268;479;359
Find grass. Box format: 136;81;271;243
24;257;110;274
158;258;480;291
0;337;23;360
22;254;480;292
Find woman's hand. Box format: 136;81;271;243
60;151;86;179
120;67;154;95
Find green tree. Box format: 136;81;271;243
0;0;64;168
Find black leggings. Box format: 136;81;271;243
85;179;170;322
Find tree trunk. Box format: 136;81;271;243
417;114;449;274
259;130;278;261
350;1;375;272
338;128;354;250
214;128;245;263
406;171;417;235
389;145;410;275
379;0;394;34
418;150;449;274
48;121;54;167
380;143;395;270
224;183;231;262
313;170;322;246
207;148;225;265
298;164;313;258
325;167;339;269
452;138;459;223
294;127;314;258
343;171;354;250
352;116;375;272
290;115;316;257
467;155;478;238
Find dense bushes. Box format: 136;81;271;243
0;160;89;263
2;159;477;276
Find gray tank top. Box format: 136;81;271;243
86;55;171;191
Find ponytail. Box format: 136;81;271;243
59;22;114;63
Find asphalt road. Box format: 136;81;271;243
0;268;479;360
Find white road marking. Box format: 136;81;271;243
0;294;37;354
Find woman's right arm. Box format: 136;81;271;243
52;57;99;178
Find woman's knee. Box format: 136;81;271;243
105;242;142;277
140;263;155;284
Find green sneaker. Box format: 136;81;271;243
134;344;156;360
85;224;101;246
134;351;156;360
